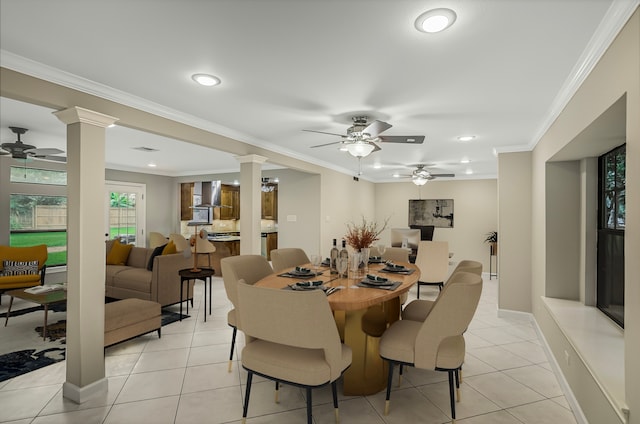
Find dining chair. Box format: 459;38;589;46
379;271;482;421
220;255;274;372
236;282;352;424
414;240;449;298
169;233;190;253
148;232;168;249
192;232;216;268
402;259;482;322
381;247;410;263
270;247;310;273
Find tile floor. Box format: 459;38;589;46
0;275;579;423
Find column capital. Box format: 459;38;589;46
235;154;268;164
53;107;118;128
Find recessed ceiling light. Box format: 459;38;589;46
147;163;157;168
233;180;240;186
373;163;382;169
339;145;349;152
191;73;221;87
457;135;475;142
415;8;457;33
460;159;470;164
392;173;401;178
465;169;473;175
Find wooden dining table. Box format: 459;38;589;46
255;261;420;395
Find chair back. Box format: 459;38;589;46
414;271;482;369
149;232;167;249
194;234;216;253
169;233;190;252
237;282;345;380
410;225;435;241
270;248;310;272
0;245;48;271
415;241;449;283
454;260;482;276
220;255;273;308
381;247;409;263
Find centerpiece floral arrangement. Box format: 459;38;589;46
344;216;389;250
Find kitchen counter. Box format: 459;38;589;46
208;235;241;242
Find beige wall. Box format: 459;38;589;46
523;8;639;423
497;151;532;312
374;179;497;271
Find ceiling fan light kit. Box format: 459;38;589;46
413;176;428;186
345;142;375;158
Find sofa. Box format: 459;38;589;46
105;240;194;307
0;245;48;301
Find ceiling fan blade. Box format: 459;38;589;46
33;155;67;163
431;173;455;177
0;149;9;156
371;142;382;153
310;141;343;148
302;129;346;137
363;120;392;138
26;147;64;155
379;135;425;144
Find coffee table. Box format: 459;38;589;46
4;287;67;340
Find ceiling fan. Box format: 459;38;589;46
394;164;455;185
0;126;66;162
304;116;425;158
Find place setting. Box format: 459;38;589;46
379;261;415;275
356;273;402;291
284;280;342;296
277;265;323;279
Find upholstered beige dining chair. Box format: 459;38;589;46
381;247;409;263
414;240;449;298
148;232;168;249
169;233;190;253
270;247;310;273
220;255;274;372
379;271;482;422
237;282;352;424
192;231;216;268
402;259;482;322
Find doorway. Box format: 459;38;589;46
105;181;146;246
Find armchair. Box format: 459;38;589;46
0;244;48;302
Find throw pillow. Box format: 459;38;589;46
147;243;167;271
106;239;133;265
2;260;39;276
162;240;177;255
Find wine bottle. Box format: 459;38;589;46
339;239;349;261
330;238;339;274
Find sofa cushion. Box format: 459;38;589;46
2;260;39;276
105;264;130;285
147;244;167;271
112;267;152;293
127;247;151;269
106;240;133;265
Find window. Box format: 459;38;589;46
10;194;67;267
10;166;67;185
597;144;625;327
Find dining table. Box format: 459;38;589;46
255;260;420;396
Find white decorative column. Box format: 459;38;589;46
54;107;118;403
236;155;267;255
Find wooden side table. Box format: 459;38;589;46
178;268;215;321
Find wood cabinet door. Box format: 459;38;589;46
261;186;277;219
180;183;194;220
266;232;278;259
221;184;240;220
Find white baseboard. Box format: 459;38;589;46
62;378;108;404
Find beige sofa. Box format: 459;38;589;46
105;240;194;307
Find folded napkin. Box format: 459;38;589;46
385;262;405;269
366;274;388;282
295;266;311;273
286;280;324;291
321;258;331;266
296;280;323;287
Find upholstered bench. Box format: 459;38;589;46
104;298;161;347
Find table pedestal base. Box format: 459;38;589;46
336;297;401;396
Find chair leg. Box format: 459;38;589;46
275;381;279;403
385;361;394;415
242;371;253;424
306;387;313;424
331;380;339;422
447;370;456;421
398;364;404;387
417;283;421;299
455;368;460;402
228;326;237;372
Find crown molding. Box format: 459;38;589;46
528;0;639;151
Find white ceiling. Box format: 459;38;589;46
0;0;633;181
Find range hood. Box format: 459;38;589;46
194;181;222;208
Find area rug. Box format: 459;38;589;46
0;304;188;382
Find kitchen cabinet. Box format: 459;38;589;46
180;182;194;220
261;185;278;219
220;184;240;220
266;232;278;260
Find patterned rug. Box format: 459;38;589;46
0;304;188;382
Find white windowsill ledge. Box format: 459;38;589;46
541;297;627;421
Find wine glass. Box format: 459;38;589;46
377;243;386;259
310;254;321;275
336;257;348;279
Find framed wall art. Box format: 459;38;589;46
408;199;454;228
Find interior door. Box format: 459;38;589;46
105;181;146;246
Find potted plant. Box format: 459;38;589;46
484;231;498;255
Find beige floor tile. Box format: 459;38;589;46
461;353;498;378
39;376;126;415
418;380;502;419
367;386;450;423
105;353;140;377
467;346;533;370
550;395;572;410
186;343;233;366
464;372;544;408
500;341;548;364
508;398;577;423
182;362;241;393
132;348;190;373
104;396;180;424
0;385;60;422
175;386;245;424
143;332;194;352
313;397;385;424
115;368;185;404
468;327;526;345
30;406;110;424
503;365;563;398
456;410;523;423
